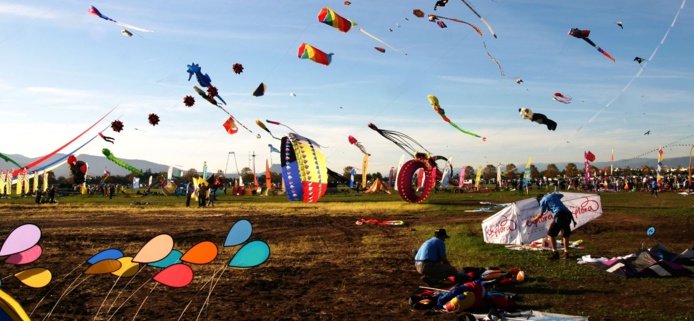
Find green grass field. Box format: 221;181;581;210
0;187;692;320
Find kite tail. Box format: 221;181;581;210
597;47;616;62
0;153;23;169
233;117;252;133
460;0;497;38
358;28;407;55
102;148;143;175
449;122;482;138
23;107;115;170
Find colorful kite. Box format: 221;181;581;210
348;135;370;156
413;9;425;18
280;133;328;203
256;120;281;140
460;0;496;38
344;1;351;5
428;95;485;140
568;28;615;62
223;116;239;135
232;63;244;74
87;6;153;33
428;14;482;36
187;63;226;104
358;28;406;55
102;148;143;175
374;47;385;53
317;7;356;33
297;43;333;66
148;113;160;126
120;29;133;37
437;21;447;28
553;93;572;104
111;120;124;132
252;83;267;97
634;57;646;64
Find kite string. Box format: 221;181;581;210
132;283;158;321
570;0;686;135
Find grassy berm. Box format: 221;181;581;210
0;189;692;320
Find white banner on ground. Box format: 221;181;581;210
482;192;602;245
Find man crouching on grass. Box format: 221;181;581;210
414;229;458;285
531;193;577;260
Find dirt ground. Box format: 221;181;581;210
0;196;692;321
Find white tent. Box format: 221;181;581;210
482;192;602;245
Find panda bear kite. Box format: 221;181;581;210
519;108;557;131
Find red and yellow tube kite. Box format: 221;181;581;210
317;7;356;33
297;43;333;66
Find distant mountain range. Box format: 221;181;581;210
1;153;690;178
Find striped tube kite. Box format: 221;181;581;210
568;28;615;62
298;43;333;66
317;7;356;33
280;133;328;202
102;148;143;175
657;147;663;186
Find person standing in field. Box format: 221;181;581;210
531;193;577;260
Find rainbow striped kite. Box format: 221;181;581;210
297;43;333;66
317;7;355;33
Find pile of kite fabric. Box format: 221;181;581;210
578;244;694;278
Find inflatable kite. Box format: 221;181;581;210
519;108;557;131
111;120;124;132
187;63;226;104
428;14;482;36
553;92;572;104
87;6;153;33
148;113;160;126
298;43;333;66
232;63;244;74
568;28;615;62
368;123;458;203
460;0;496;38
280;133;328;203
348;135;370;156
428;95;485;140
183;95;195;107
102;148;143;175
67;155;88;185
317;7;355;33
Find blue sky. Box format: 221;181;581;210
0;0;692;176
